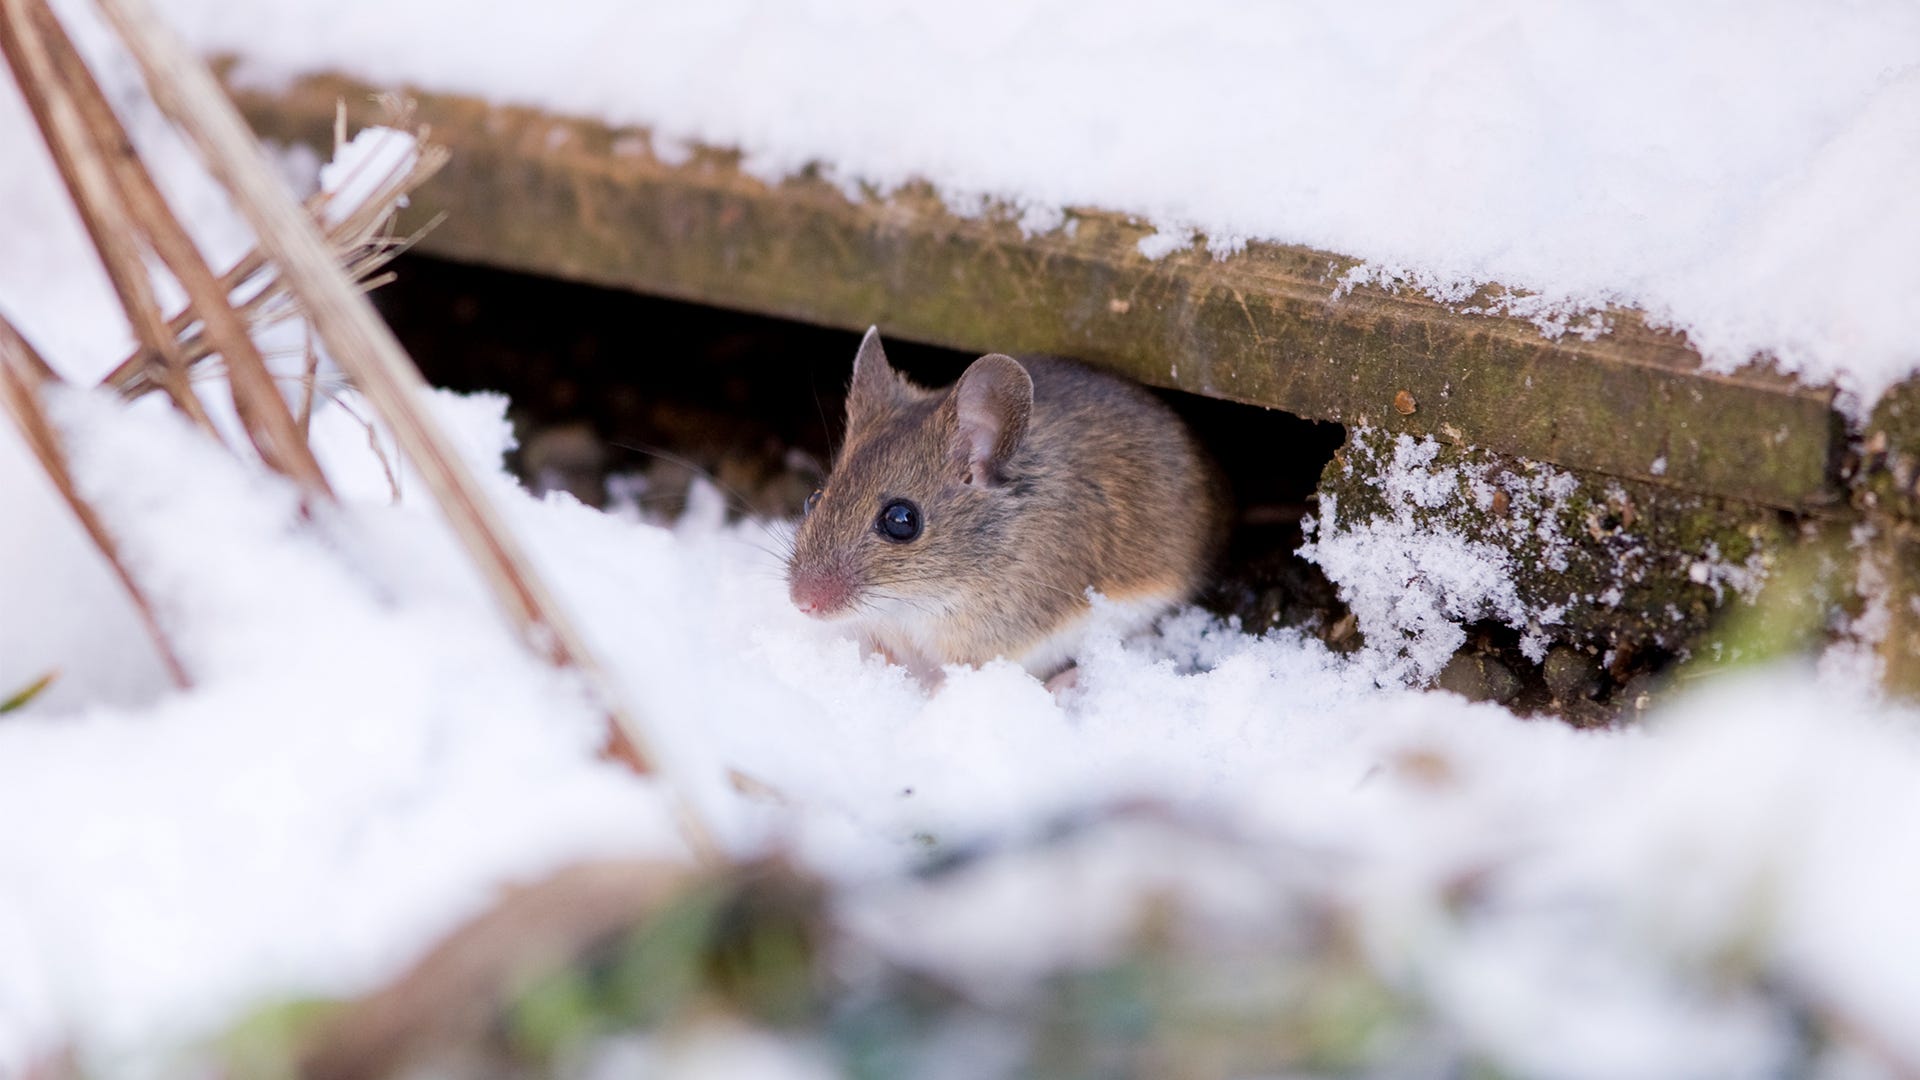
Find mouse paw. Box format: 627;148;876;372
1043;664;1081;696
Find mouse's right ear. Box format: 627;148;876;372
949;354;1033;487
847;326;910;427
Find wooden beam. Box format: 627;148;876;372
230;72;1842;512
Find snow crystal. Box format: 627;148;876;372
1014;201;1065;238
1134;225;1191;260
1305;491;1522;682
1303;434;1578;682
1308;431;1777;677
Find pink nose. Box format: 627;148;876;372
790;572;852;617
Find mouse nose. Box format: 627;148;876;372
789;571;853;618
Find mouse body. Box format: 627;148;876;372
786;329;1226;682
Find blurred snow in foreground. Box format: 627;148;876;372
12;377;1920;1075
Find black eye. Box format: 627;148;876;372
803;489;822;516
875;499;921;542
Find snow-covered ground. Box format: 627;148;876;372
4;3;1920;1078
148;0;1920;411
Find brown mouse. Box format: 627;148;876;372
786;328;1226;683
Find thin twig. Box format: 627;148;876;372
0;312;191;689
296;323;318;436
320;389;402;504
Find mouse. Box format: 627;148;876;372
786;328;1227;685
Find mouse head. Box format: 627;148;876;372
787;328;1033;623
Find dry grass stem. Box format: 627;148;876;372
93;0;707;852
317;388;403;503
0;0;216;439
296;325;319;435
298;859;695;1080
6;0;332;496
0;670;60;714
0;312;191;689
100;128;445;398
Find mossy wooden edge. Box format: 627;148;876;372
229;71;1841;512
1316;427;1797;662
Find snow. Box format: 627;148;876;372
0;387;681;1060
1303;433;1577;679
1305;431;1774;676
580;1024;841;1080
5;4;1920;1078
315;126;416;227
15;375;1920;1074
145;0;1920;410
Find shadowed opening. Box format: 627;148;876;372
376;254;1351;639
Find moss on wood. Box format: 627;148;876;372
1316;427;1795;662
227;71;1841;513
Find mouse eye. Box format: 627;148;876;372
875;499;921;543
803;489;822;516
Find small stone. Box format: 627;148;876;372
1436;653;1520;705
1393;389;1417;416
1542;646;1602;703
1617;673;1661;721
1490;488;1511;516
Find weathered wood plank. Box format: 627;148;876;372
230;72;1842;511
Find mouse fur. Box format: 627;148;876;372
787;328;1225;681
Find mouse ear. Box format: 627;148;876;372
847;327;912;427
949;354;1033;486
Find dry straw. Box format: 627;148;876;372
0;0;714;856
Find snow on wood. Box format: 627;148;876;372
153;0;1920;410
228;72;1844;513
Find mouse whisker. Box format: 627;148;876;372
812;384;840;465
727;539;791;562
607;440;804;543
863;590;945;618
871;570;1087;606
